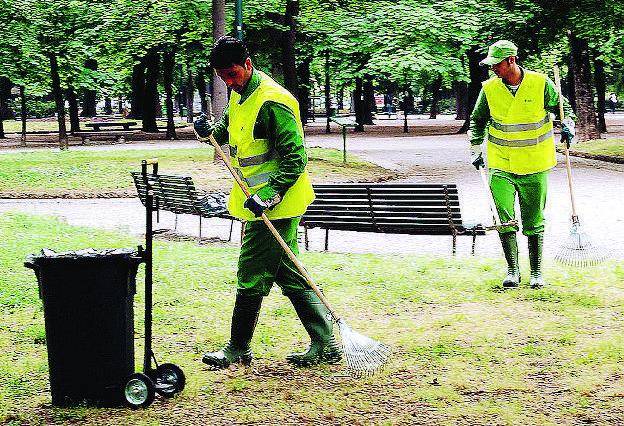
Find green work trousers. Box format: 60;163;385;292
489;169;548;236
237;217;308;297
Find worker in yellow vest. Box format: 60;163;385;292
194;36;341;369
469;40;576;289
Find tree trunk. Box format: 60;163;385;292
196;69;208;113
0;76;15;120
81;59;98;117
593;55;607;133
297;56;311;124
354;77;365;132
453;80;469;120
142;50;160;132
0;94;4;139
568;33;600;141
325;50;331;133
104;97;113;115
162;50;177;140
566;54;576;114
20;85;26;145
118;98;124;114
282;0;299;99
66;86;80;134
211;0;227;122
49;54;68;149
185;63;194;123
363;75;375;124
429;74;442;119
129;58;146;119
337;86;344;110
459;46;489;133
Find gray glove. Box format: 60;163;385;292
194;113;213;139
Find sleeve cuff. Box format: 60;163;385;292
255;185;279;203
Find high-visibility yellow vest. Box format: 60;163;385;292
483;70;556;175
227;70;315;221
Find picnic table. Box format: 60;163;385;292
84;121;137;131
330;116;358;163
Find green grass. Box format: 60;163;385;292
0;147;394;197
2;212;624;424
570;138;624;159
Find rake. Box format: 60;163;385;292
196;131;391;377
552;65;608;267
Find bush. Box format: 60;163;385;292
8;97;56;118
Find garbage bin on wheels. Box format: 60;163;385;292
25;248;142;407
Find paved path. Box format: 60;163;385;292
1;123;623;260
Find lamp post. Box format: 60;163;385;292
235;0;243;40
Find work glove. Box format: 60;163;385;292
244;193;282;217
194;113;213;139
470;144;485;170
561;118;576;149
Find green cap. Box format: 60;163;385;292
479;40;518;66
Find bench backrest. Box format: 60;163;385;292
131;172;200;215
303;183;464;235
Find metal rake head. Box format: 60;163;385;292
554;222;609;267
337;319;391;378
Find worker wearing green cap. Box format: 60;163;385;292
469;40;576;289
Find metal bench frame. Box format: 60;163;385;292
131;171;239;242
301;183;485;255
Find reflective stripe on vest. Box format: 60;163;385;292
488;128;554;147
237;149;279;167
235;168;272;187
483;70;556;175
490;113;550;132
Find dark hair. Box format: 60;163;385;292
210;36;249;69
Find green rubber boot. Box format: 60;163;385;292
202;293;263;369
500;232;521;288
528;234;545;289
286;290;342;367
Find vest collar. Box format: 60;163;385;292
238;69;262;104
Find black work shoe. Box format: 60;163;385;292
202;342;253;369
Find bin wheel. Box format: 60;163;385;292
124;373;156;408
154;363;186;397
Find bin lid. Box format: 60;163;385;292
25;248;142;269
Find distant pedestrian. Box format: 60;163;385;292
608;93;618;113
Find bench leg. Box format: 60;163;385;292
471;233;477;256
452;233;457;256
304;225;309;251
324;228;329;251
228;219;234;242
199;215;202;241
174;214;178;231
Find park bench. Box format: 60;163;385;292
131;171;239;242
301;183;486;255
85;121;137;131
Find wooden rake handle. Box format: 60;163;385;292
553;65;578;220
197;131;341;321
